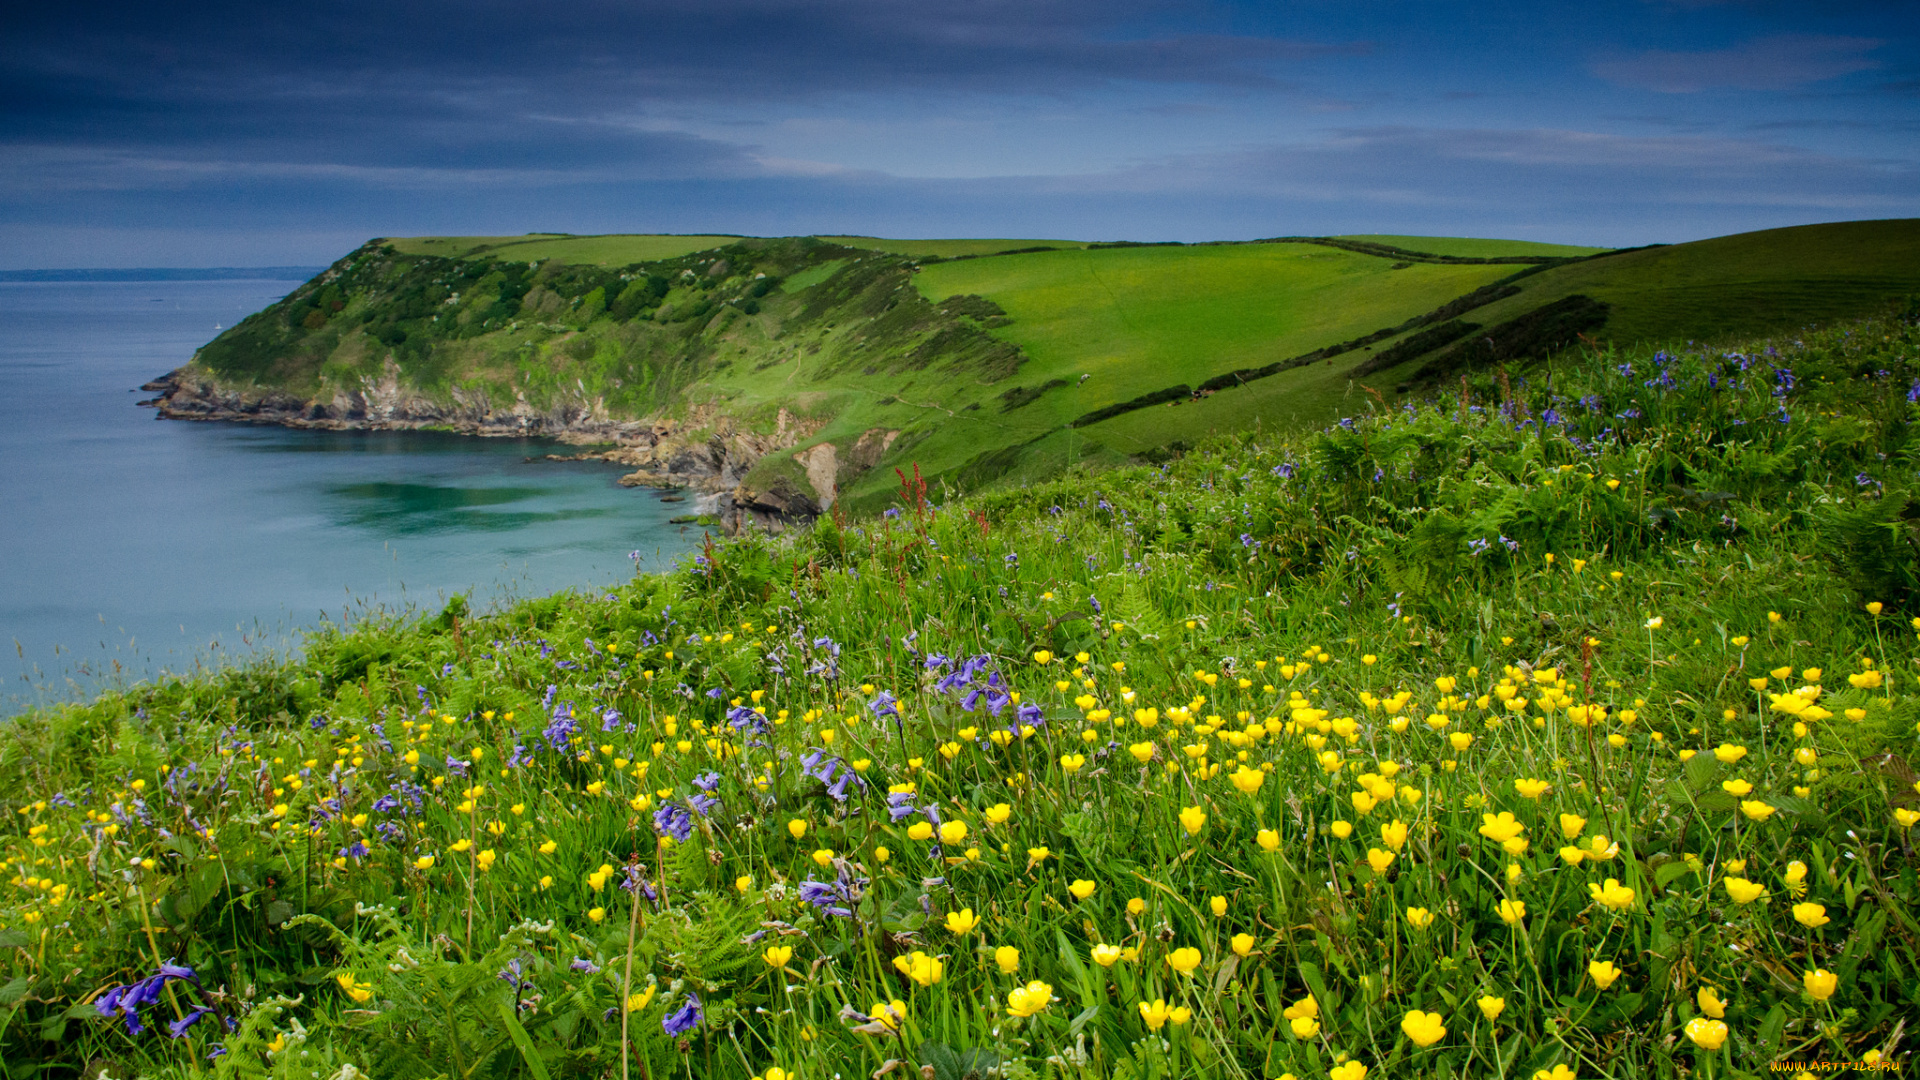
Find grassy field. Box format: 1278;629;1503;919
1331;236;1611;259
1388;220;1920;355
6;310;1918;1078
818;237;1088;258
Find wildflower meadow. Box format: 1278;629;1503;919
3;307;1919;1079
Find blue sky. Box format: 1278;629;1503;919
2;0;1915;266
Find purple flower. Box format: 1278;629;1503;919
569;957;601;973
542;701;578;752
797;877;861;918
662;993;703;1036
869;691;899;719
96;961;199;1037
653;802;694;843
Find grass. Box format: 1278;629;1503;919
817;238;1088;259
906;244;1513;439
1399;220;1920;353
384;235;747;264
1332;236;1611;259
5;308;1919;1079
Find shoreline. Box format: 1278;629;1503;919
139;364;833;534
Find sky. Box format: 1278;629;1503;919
2;0;1916;266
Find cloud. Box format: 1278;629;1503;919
1591;34;1884;92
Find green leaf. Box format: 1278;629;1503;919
0;931;29;950
1296;960;1336;1017
0;977;29;1006
497;996;553;1080
1655;861;1693;888
1067;1004;1099;1038
1682;752;1718;794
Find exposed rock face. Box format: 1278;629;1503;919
144;361;654;443
140;366;840;533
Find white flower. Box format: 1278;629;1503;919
1644;616;1664;629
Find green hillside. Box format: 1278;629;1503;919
385;234;747;264
1333;234;1610;258
170;222;1920;516
8;309;1920;1076
817;236;1088;258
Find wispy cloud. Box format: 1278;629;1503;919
1591;34;1884;92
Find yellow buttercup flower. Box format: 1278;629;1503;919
787;819;807;839
1138;998;1191;1031
1229;765;1265;795
1231;933;1255;957
1366;848;1396;874
892;951;944;987
1792;902;1829;929
1068;879;1096;901
1513;778;1551;799
1804;960;1835;999
1283;994;1319;1021
945;908;980;935
1330;1062;1368;1080
1178;806;1207;836
1477;995;1505;1021
1166;946;1202;974
1330;819;1354;839
1696;986;1726;1019
938;820;968;845
335;973;374;1004
1588;959;1623;990
1478;812;1525;843
1684;1017;1728;1051
1209;895;1227;917
1405;906;1435;929
867;1000;906;1031
1588;878;1635;912
626;985;658;1013
413;855;436;871
762;944;794;968
1497;898;1526;926
1713;743;1748;764
1783;860;1810;896
994;946;1020;974
1090;944;1123;967
1257;828;1281;852
907;821;934;841
1006;980;1053;1018
1401;1009;1446;1047
1289;1013;1320;1039
1380;819;1408;851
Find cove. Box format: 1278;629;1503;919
0;278;700;714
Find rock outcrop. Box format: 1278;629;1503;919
141;366;841;533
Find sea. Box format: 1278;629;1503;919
0;276;701;715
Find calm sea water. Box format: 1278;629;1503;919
0;279;699;714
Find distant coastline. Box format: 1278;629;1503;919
0;267;322;283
